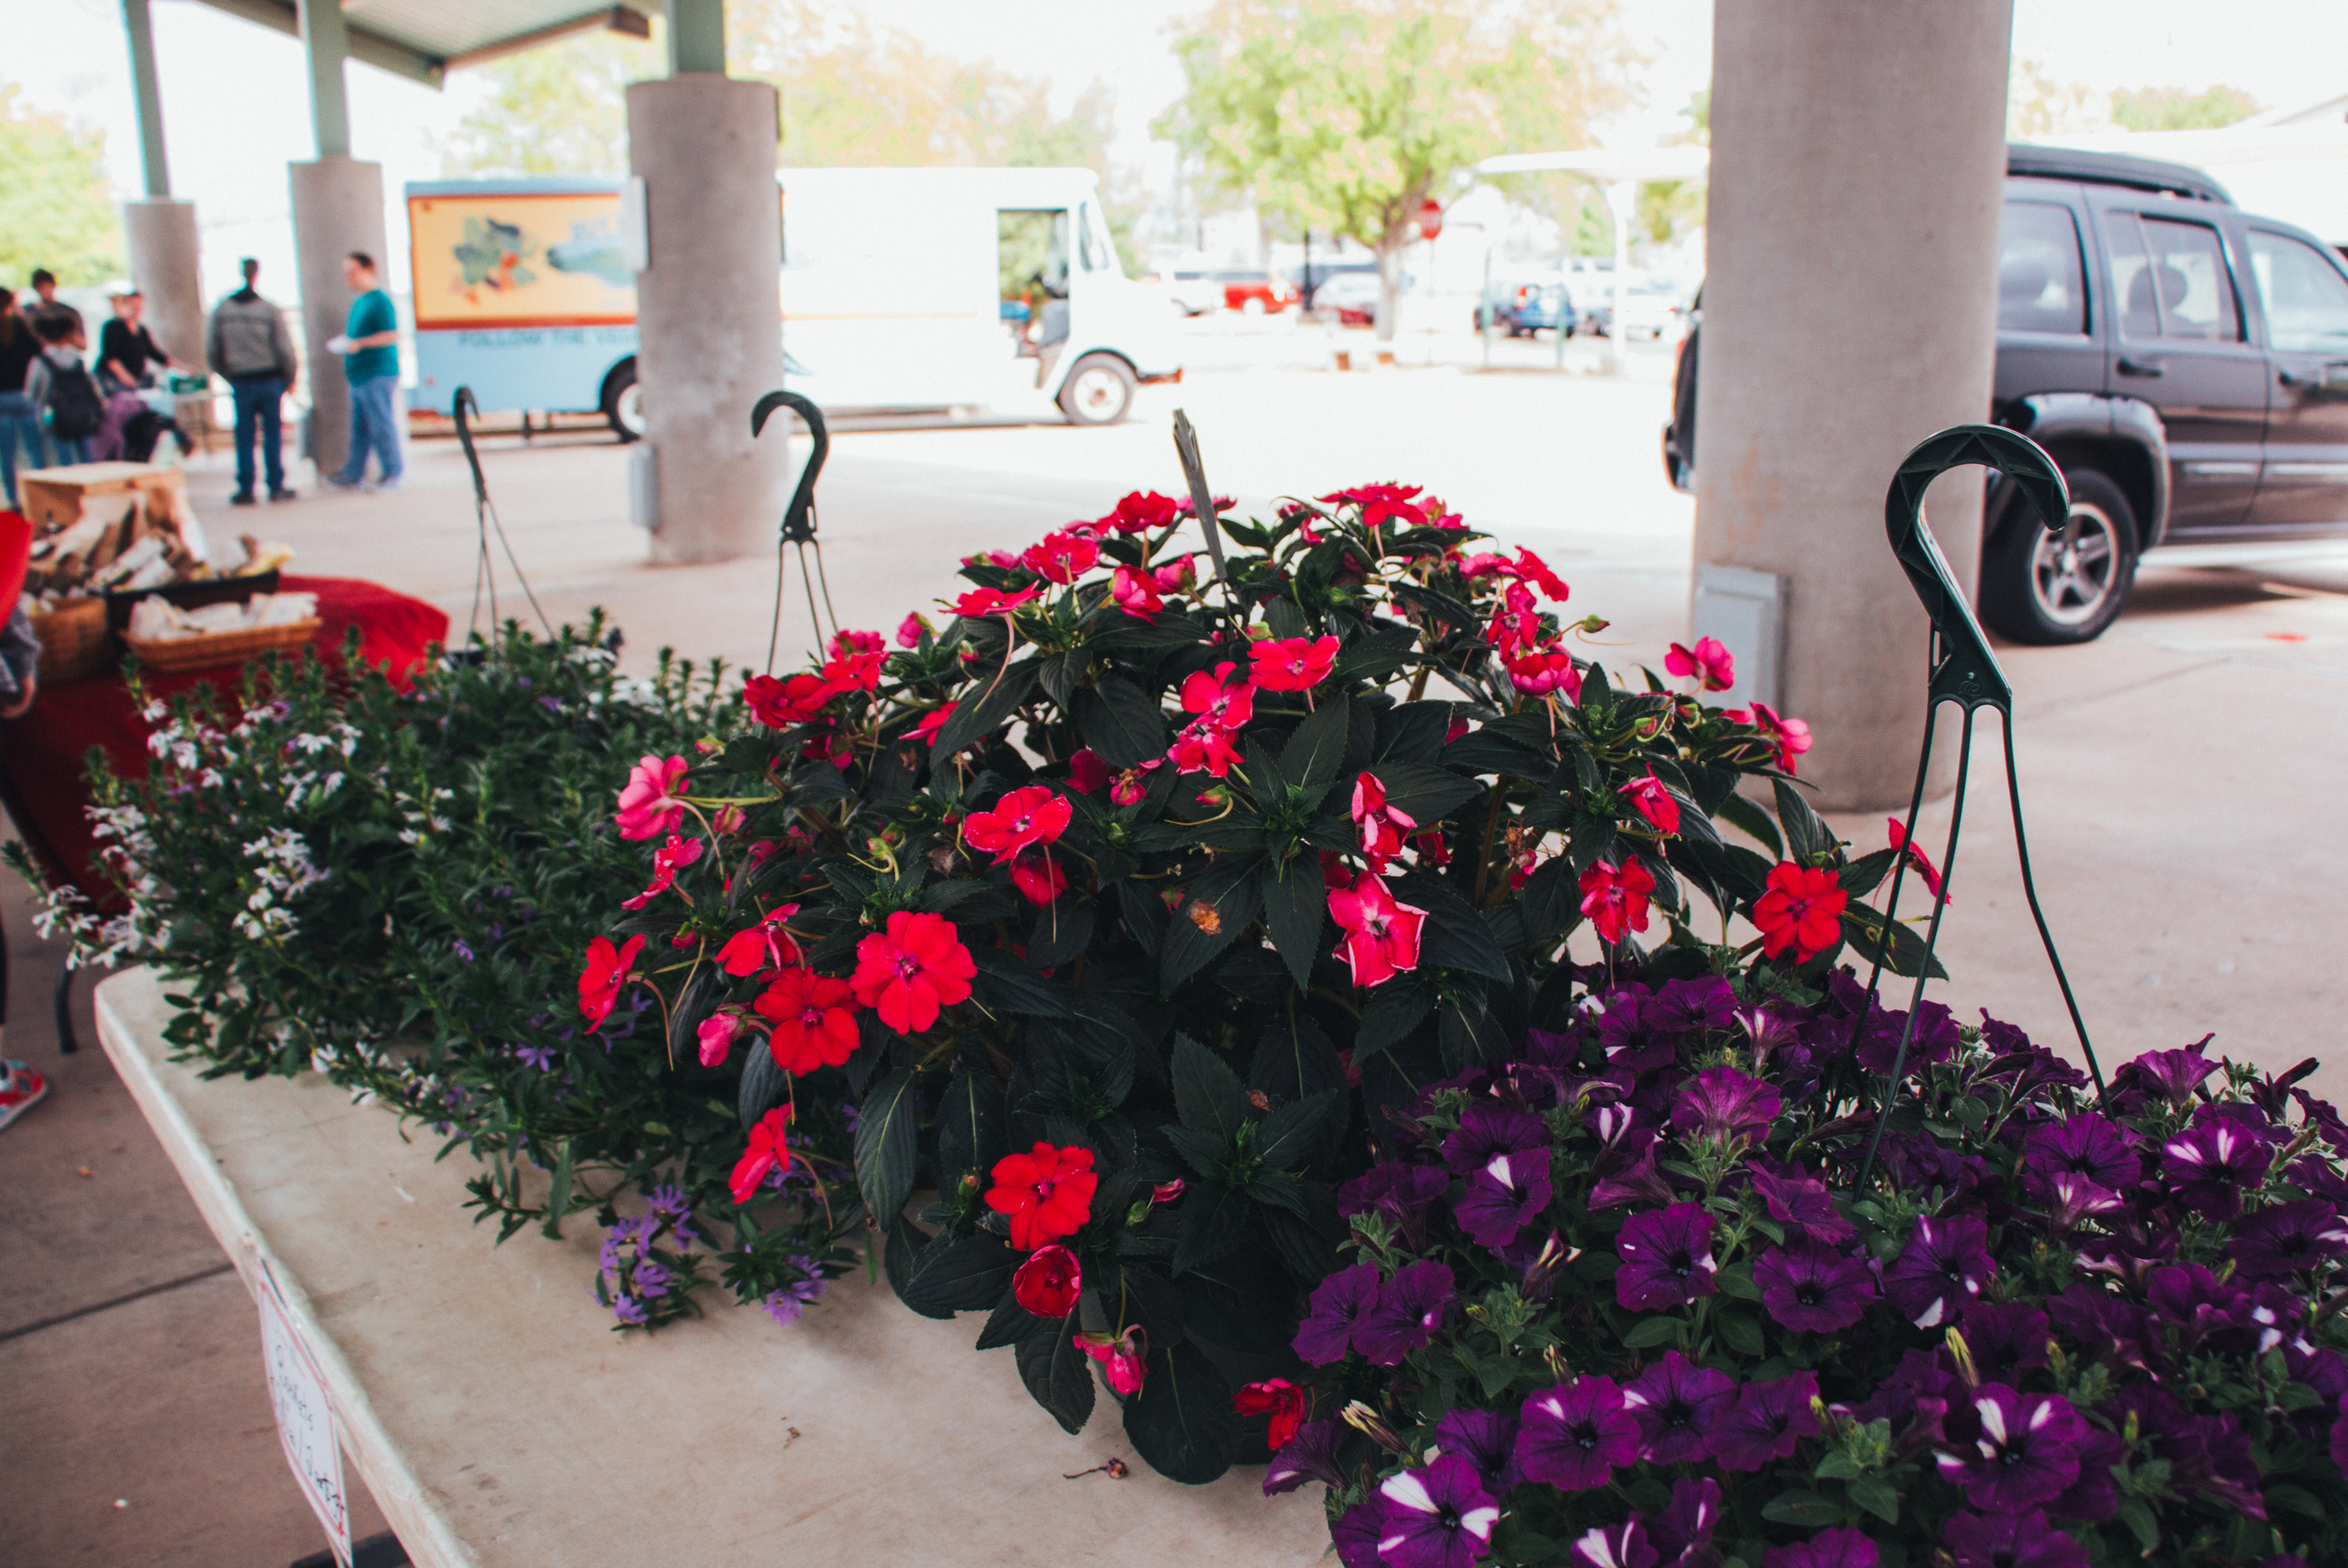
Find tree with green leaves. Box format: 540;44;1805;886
0;82;122;289
1156;0;1634;339
2110;84;2261;133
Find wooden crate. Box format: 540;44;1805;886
17;462;189;538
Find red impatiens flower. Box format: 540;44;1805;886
1506;649;1583;699
950;585;1043;619
1109;758;1161;805
1012;1244;1083;1317
1152;555;1199;593
1078;1326;1149;1395
730;1106;792;1204
909;703;957;748
1103;490;1180;534
1887;818;1949;903
1328;875;1428;989
1068;748;1110;794
1579;857;1656;945
828;628;883;657
895;612;930;648
1666;636;1736;692
579;933;645;1028
1022;529;1101;584
1514;548;1571;603
1319;482;1428;530
615;754;689;841
745;671;839;728
1169;720;1245;778
1727;699;1814;774
1010;849;1067;907
850;911;978;1035
1753;862;1847;963
621;833;704;910
1234;1379;1310;1451
717;903;803;977
1180;661;1256;729
987;1142;1100;1251
820;647;887;693
961;784;1074;864
697;1009;743;1067
753;966;862;1073
1352;771;1418;873
1111;564;1163;620
1619;769;1682;836
1489;580;1544;653
1250;634;1340;693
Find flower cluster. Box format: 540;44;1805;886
1265;970;2348;1568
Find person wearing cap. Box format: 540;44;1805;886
97;287;183;393
207;258;300;505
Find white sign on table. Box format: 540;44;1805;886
252;1253;354;1567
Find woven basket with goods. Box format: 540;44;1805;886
31;598;113;684
124;618;322;674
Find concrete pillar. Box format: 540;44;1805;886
121;202;205;369
297;0;351;159
1691;0;2013;809
626;75;788;562
288;159;387;479
664;0;726;74
122;0;170;197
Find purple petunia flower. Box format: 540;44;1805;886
1339;1161;1453;1222
1851;996;1961;1080
1621;1350;1736;1463
1432;1407;1522;1492
1934;1385;2086;1511
1356;1262;1457;1365
1567;1520;1657;1568
2229;1199;2348;1278
1375;1454;1499;1568
2166;1115;2274;1220
1590;1143;1679;1213
1615;1202;1719;1312
1649;1477;1721;1563
1753;1239;1876;1333
1594;984;1675;1073
1295;1263;1382;1365
1955;1300;2052;1383
1747;1159;1855;1244
1650;975;1736;1038
1443;1101;1550;1176
1333;1499;1384;1568
1943;1510;2089;1568
1518;1376;1640;1491
1761;1528;1878;1568
1707;1371;1819;1471
2041;1170;2122;1232
2021;1113;2139;1195
1455;1148;1554;1250
1264;1419;1349;1496
1882;1215;1996;1328
1669;1065;1782;1149
2117;1038;2218;1105
2044;1429;2126;1522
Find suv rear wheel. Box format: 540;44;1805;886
1058;353;1135;426
603;360;645;443
1980;467;2139;644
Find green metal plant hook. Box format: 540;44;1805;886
1850;423;2105;1192
750;390;838;673
451;385;552;644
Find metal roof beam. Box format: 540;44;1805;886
186;0;446;88
442;7;651;71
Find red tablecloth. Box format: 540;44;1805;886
1;576;448;906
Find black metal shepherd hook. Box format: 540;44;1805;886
1850;423;2105;1191
750;391;834;672
452;387;552;644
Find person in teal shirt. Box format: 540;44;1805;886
323;252;404;491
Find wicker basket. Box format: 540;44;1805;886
124;620;321;674
32;598;115;683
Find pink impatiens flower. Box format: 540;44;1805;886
961;784;1073;864
1665;636;1736;692
828;628;883;657
1352;771;1417;874
1506;649;1583;699
1619;769;1681;836
1067;748;1110;794
1887;817;1949;902
697;1010;743;1067
1152;555;1199;594
1103;490;1180;534
615;754;688;840
1328;875;1427;989
895;612;930;647
1110;759;1162;805
1249;634;1339;693
1180;661;1256;730
1076;1326;1149;1395
620;834;703;910
1111;565;1163;620
1727;699;1813;774
1514;547;1571;603
950;585;1043;619
1020;529;1100;584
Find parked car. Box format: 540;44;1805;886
1146;268;1221;315
1312;271;1386;326
1585;275;1685;339
1292;260;1382;312
1475;280;1577;337
1216;269;1299;315
1663;143;2348;644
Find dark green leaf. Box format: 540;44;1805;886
1847;1474;1900;1525
1027;899;1093;970
975;1294;1053;1350
1071;673;1168;767
1394;869;1513;983
1374;701;1457;764
935;1069;1008;1190
1716;1311;1766;1356
854;1068;920;1223
1171;1178;1251;1275
1159;862;1263;992
1259;859;1324;991
902;1234;1016;1316
1122;1341;1240;1483
1839;907;1949;981
884;1213;942;1316
1840;847;1900;898
1622;1316;1683;1349
1170;1034;1251;1143
970;945;1073;1015
1014;1312;1097;1435
1279;696;1351;790
1366;761;1485;827
1257;1089;1342;1171
1353;981;1434;1065
1772;776;1829;862
738;1037;791;1128
932;658;1040;754
1760;1492;1843;1528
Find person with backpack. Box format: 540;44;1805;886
207;257;299;503
23;311;101;466
0;288;46;504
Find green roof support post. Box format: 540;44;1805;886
666;0;726;73
299;0;349;158
288;0;388;481
118;0;207;371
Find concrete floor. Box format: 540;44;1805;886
7;324;2347;1560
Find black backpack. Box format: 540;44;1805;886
44;360;104;441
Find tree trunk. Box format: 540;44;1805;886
1373;241;1405;343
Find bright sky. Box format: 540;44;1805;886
16;0;2348;300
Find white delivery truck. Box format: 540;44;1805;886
406;166;1181;436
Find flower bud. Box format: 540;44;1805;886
1341;1400;1404;1453
1944;1328;1979;1390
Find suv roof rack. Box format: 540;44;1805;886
2007;143;2235;206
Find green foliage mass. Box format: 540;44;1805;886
0;82;123;289
2110;83;2263;134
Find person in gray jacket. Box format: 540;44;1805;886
206;258;300;504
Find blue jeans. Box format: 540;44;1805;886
335;374;402;484
231;378;286;495
0;392;45;506
47;434;90;466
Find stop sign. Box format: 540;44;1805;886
1415;198;1444;240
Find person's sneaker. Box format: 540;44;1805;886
269;486;298;501
323;474;364;492
0;1060;48;1133
230;490;257;507
364;477;406;494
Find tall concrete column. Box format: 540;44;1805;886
118;0;206;370
1692;0;2013;809
626;73;789;562
288;160;387;478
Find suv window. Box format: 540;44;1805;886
2248;230;2348;354
2108;211;2243;342
1998;201;2087;334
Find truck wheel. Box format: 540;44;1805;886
1058;354;1135;426
1979;467;2139;644
603;361;645;443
